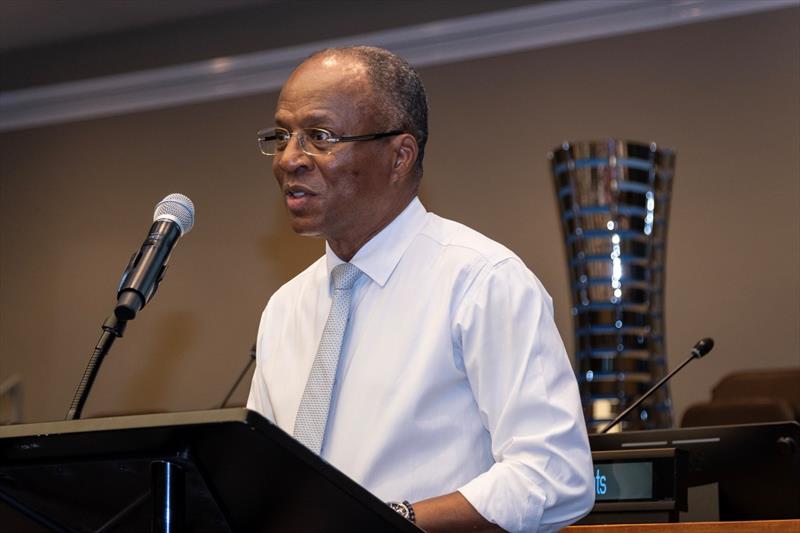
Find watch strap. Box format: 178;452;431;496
388;500;416;523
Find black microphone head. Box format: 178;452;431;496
691;337;714;358
154;193;195;235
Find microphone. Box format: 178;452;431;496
115;194;195;321
599;337;715;434
691;337;714;358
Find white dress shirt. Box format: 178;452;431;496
247;197;594;532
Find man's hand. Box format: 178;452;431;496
412;491;506;532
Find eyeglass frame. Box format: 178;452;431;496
257;127;405;157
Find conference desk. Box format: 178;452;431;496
564;519;800;532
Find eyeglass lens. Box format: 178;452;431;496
258;128;334;156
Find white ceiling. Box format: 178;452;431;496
4;0;792;133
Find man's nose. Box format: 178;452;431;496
276;134;312;172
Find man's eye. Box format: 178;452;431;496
307;129;334;143
275;130;291;142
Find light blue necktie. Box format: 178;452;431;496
293;262;363;453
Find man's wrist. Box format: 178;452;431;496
388;500;416;523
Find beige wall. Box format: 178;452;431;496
1;7;798;424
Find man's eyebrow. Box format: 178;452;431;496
302;111;335;123
274;111;337;128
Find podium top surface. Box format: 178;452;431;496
0;408;422;533
0;407;255;439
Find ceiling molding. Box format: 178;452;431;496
1;0;795;132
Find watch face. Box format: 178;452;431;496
390;502;409;518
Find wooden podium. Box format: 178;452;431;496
565;519;800;532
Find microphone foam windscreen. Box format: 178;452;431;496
154;193;195;235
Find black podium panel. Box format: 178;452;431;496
589;421;800;520
0;409;422;532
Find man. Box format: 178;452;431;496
247;46;594;532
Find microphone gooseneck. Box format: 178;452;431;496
599;337;715;434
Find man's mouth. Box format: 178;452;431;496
285;185;315;198
284;186;317;212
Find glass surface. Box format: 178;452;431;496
595;461;653;501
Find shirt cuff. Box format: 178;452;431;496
458;461;545;533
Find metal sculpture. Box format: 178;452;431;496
549;140;675;431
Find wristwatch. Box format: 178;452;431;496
388;500;416;523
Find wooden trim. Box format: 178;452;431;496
565;519;800;532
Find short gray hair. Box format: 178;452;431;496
309;46;429;176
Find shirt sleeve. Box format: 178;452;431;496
453;258;595;532
246;365;275;422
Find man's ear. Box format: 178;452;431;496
389;133;419;184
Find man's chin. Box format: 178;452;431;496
289;210;322;237
289;220;324;238
294;229;325;238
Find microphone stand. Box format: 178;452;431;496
65;315;127;420
599;338;714;434
219;343;257;408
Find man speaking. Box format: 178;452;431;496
247;46;594;532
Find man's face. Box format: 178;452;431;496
272;55;402;254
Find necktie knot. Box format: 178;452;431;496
331;263;362;291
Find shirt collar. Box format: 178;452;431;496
325;197;428;287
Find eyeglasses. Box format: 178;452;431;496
257;127;404;157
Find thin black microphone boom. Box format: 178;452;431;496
599;337;715;434
115;194;195;321
219;342;257;408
